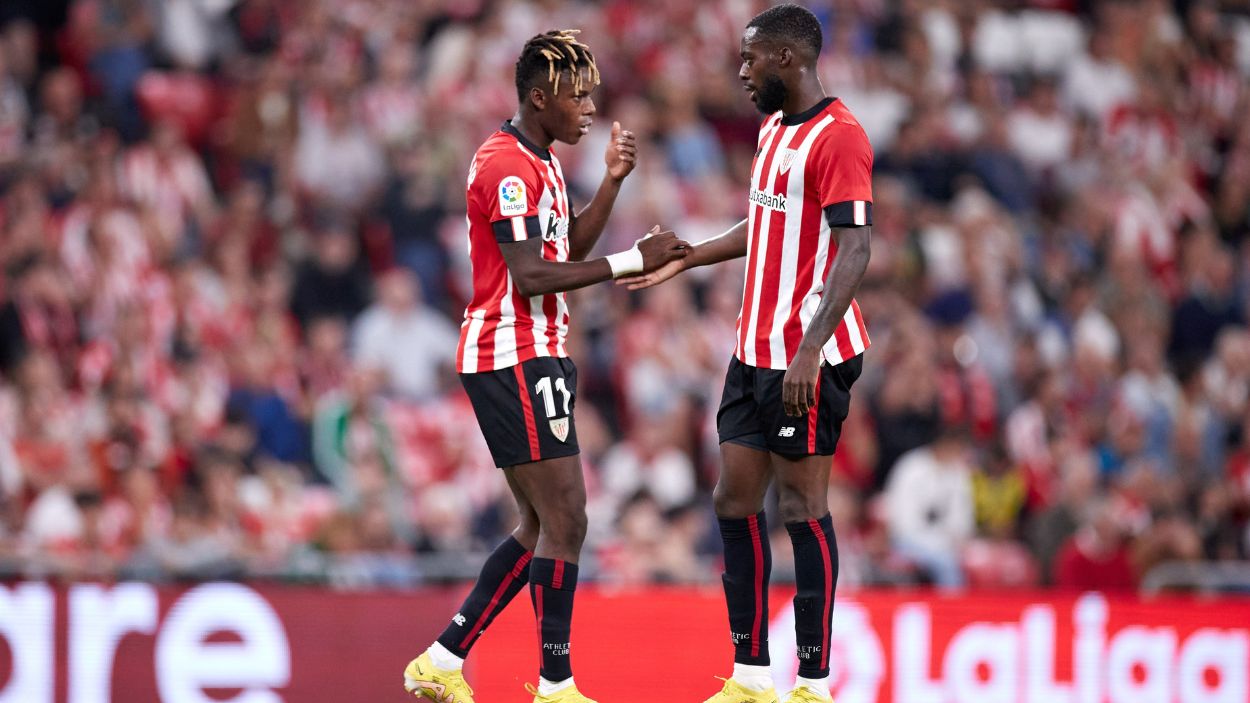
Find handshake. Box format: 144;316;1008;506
605;226;689;287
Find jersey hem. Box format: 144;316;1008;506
456;346;571;374
731;342;871;371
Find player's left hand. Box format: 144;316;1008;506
782;347;822;417
605;121;637;181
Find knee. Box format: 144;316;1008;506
514;514;540;549
513;496;541;536
713;480;763;518
541;509;587;549
776;482;826;524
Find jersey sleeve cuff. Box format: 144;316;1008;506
823;201;872;228
492;215;542;243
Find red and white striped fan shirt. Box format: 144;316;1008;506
456;122;571;374
737;98;873;370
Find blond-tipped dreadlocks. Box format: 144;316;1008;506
514;29;600;101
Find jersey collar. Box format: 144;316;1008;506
779;97;837;126
502;120;551;161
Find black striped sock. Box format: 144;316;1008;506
787;514;838;679
719;511;771;666
436;536;533;658
530;557;578;681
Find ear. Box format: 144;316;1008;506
529;86;548;112
777;45;794;68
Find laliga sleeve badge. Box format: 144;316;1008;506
499;176;527;216
549;417;569;443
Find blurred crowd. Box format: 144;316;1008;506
1;0;1249;592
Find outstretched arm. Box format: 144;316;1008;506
500;227;689;298
781;225;871;417
568;122;637;260
617;218;750;290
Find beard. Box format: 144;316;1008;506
754;73;788;114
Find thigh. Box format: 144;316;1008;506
756;354;863;457
772;452;835;521
714;441;774;518
460;357;581;469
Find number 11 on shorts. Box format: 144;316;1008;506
534;376;571;418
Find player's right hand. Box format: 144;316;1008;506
635;227;689;273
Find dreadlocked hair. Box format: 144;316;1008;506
514;29;600;102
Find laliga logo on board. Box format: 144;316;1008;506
770;594;1248;703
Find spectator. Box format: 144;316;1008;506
870;329;941;490
77;0;154;141
289;218;373;328
294;95;385;215
311;366;410;543
0;47;29;168
219;59;298;189
597;413;698;517
1062;30;1136;121
119;118;217;250
970;443;1027;540
1028;447;1099;583
0;254;79;377
147;490;241;581
352;268;458;400
884;426;975;589
1007;76;1073;176
1169;238;1245;365
378;137;453;307
225;340;308;465
1054;498;1137;591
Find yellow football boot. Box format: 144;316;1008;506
702;677;780;703
402;651;475;702
525;682;600;702
783;685;833;703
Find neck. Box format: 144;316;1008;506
781;72;828;117
511;110;553;149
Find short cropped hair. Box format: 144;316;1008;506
746;4;823;58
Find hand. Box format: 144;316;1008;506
605;121;637;182
635;226;689;272
617;258;686;290
782;347;822;417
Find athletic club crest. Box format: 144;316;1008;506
778;149;797;174
550;417;570;442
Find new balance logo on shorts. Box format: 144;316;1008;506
452;613;466;626
778;427;796;438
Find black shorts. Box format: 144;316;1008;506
717;354;863;457
460;356;580;469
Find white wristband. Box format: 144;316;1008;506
606;247;644;278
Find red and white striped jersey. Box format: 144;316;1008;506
457;122;571;374
736;98;873;370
